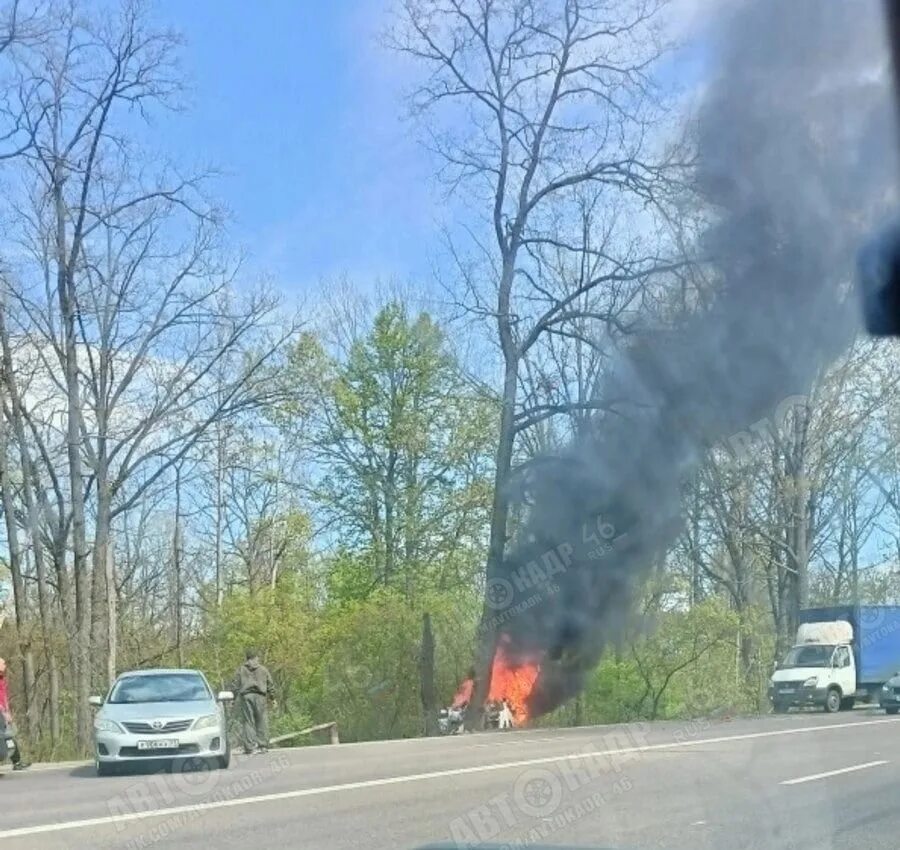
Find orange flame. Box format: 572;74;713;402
487;642;540;726
451;677;474;709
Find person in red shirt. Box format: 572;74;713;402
0;657;29;770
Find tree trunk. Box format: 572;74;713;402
105;540;117;688
29;500;58;743
796;497;809;612
689;489;703;608
92;474;113;690
37;543;60;746
23;651;36;738
384;450;397;586
0;398;35;732
174;463;184;667
55;171;93;752
0;301;61;743
849;491;860;604
49;659;60;746
573;693;584;727
94;307;116;690
404;456;420;598
466;346;518;729
215;422;225;607
89;555;105;687
420;613;438;736
782;406;811;641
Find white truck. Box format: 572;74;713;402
769;605;900;713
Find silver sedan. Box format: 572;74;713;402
90;668;233;776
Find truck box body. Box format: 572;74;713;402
799;605;900;686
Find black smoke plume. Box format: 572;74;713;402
491;0;897;717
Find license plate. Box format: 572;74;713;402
137;739;179;751
780;688;795;694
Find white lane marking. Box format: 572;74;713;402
692;820;707;826
780;760;889;785
1;716;897;839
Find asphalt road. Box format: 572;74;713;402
2;709;900;850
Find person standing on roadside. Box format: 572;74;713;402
0;657;30;770
229;649;276;755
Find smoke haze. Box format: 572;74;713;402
493;0;898;716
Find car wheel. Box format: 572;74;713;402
824;688;841;713
887;706;899;715
772;701;789;714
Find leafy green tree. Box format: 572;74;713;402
312;586;482;741
285;302;496;604
189;575;319;739
628;600;743;719
565;599;747;725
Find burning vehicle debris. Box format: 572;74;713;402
440;639;542;732
438;700;513;734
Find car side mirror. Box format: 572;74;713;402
217;690;234;702
88;695;103;707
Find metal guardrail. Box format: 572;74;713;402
269;721;339;746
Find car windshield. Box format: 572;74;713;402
782;645;835;668
108;673;210;704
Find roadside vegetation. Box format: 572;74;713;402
0;0;898;760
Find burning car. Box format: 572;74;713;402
487;639;540;725
437;706;465;735
440;637;541;733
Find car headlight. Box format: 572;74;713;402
94;718;123;734
802;676;818;688
192;714;218;730
884;683;892;692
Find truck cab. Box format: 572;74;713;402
769;620;856;713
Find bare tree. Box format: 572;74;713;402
687;340;900;654
693;455;758;672
392;0;684;721
222;438;294;594
0;0;296;749
0;0;53;160
0;313;36;735
2;0;185;748
0;0;62;745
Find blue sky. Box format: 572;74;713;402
154;0;436;297
147;0;711;304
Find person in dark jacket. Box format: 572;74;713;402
229;649;276;754
0;657;29;770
